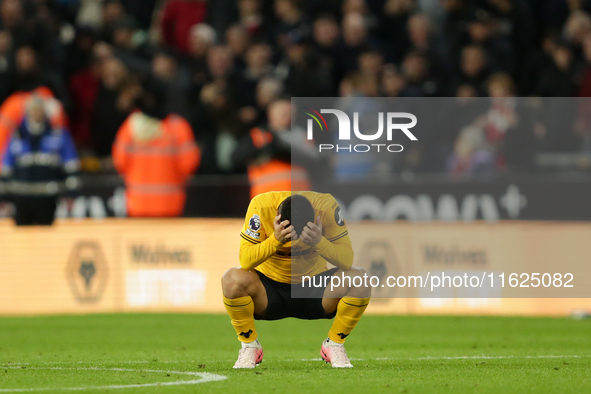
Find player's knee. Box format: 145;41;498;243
351;267;368;276
222;268;255;298
344;267;371;298
344;266;368;279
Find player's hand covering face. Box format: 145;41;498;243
300;216;322;246
274;214;297;243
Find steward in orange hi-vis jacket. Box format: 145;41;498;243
0;87;67;172
243;126;310;198
231;100;317;198
112;106;200;217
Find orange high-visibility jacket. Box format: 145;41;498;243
0;87;67;172
112;112;201;217
247;127;310;198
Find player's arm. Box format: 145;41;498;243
239;199;295;270
300;197;354;269
301;216;354;270
316;231;354;270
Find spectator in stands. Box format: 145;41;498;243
446;125;495;177
536;40;578;97
486;0;534;76
255;77;284;125
7;46;70;111
358;49;384;81
225;24;250;66
0;29;12;102
407;13;451;78
277;35;332;97
312;14;340;92
99;0;126;43
125;0;159;31
578;33;591;97
187;23;218;88
235;42;274;128
381;63;406;97
465;9;514;76
453;45;491;95
189;23;217;58
112;16;153;62
400;51;439;96
313;15;340;59
342;0;379;29
112;83;200;217
0;96;80;226
236;0;267;40
243;43;274;85
564;10;591;46
205;45;235;84
68;44;101;148
484;73;539;172
0;0;23;36
0;0;53;53
518;31;558;96
4;0;66;71
160;0;207;55
380;0;415;63
150;48;191;117
576;34;591;152
190;45;240;158
64;26;98;79
336;13;370;74
441;0;476;58
90;57;138;159
195;79;243;174
273;0;309;49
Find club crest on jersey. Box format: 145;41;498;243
246;214;261;239
334;206;345;226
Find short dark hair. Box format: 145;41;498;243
278;195;315;236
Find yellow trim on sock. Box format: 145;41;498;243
223;295;253;308
341;297;371;307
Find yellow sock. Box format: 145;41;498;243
223;295;258;343
328;297;370;344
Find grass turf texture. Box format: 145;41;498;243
0;314;590;393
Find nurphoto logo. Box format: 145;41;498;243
303;108;417;153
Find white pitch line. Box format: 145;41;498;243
0;367;226;392
295;355;591;362
409;355;591;361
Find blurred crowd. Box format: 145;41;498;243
1;0;591;178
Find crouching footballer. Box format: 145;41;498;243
222;191;371;368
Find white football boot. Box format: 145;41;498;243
320;338;353;368
233;339;264;369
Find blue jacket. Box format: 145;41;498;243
0;118;80;199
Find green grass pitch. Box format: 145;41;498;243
0;313;590;393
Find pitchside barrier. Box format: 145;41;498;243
0;219;589;316
0;173;586;221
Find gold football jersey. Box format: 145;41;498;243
240;191;352;283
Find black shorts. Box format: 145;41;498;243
254;268;339;321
